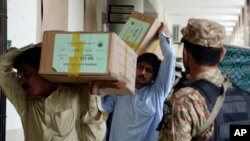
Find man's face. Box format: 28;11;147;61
136;62;155;86
17;63;52;96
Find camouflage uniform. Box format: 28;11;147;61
158;18;227;141
158;68;226;141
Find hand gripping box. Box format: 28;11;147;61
119;11;161;54
39;31;137;95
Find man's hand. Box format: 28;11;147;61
113;81;126;89
0;44;34;61
157;22;170;36
90;80;127;95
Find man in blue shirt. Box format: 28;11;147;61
91;23;176;141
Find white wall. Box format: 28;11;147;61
8;0;37;47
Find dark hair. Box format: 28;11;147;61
13;47;41;70
137;53;161;77
182;39;223;66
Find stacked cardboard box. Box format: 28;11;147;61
119;11;161;54
39;31;137;95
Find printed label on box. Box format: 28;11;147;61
119;17;149;49
52;34;109;74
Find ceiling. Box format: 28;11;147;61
160;0;246;36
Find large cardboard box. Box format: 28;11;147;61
119;11;161;54
39;31;137;95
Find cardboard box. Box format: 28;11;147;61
39;31;137;95
119;11;161;54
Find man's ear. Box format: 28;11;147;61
220;47;227;61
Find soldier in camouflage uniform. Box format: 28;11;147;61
158;18;230;141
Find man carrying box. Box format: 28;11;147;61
92;23;176;141
0;43;108;141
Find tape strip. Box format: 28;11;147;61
149;39;160;53
124;40;138;50
124;40;145;54
68;33;84;77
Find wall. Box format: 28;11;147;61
8;0;37;47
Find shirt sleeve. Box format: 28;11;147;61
83;95;108;122
100;95;117;113
153;33;176;99
81;94;108;141
158;87;213;141
0;46;32;115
